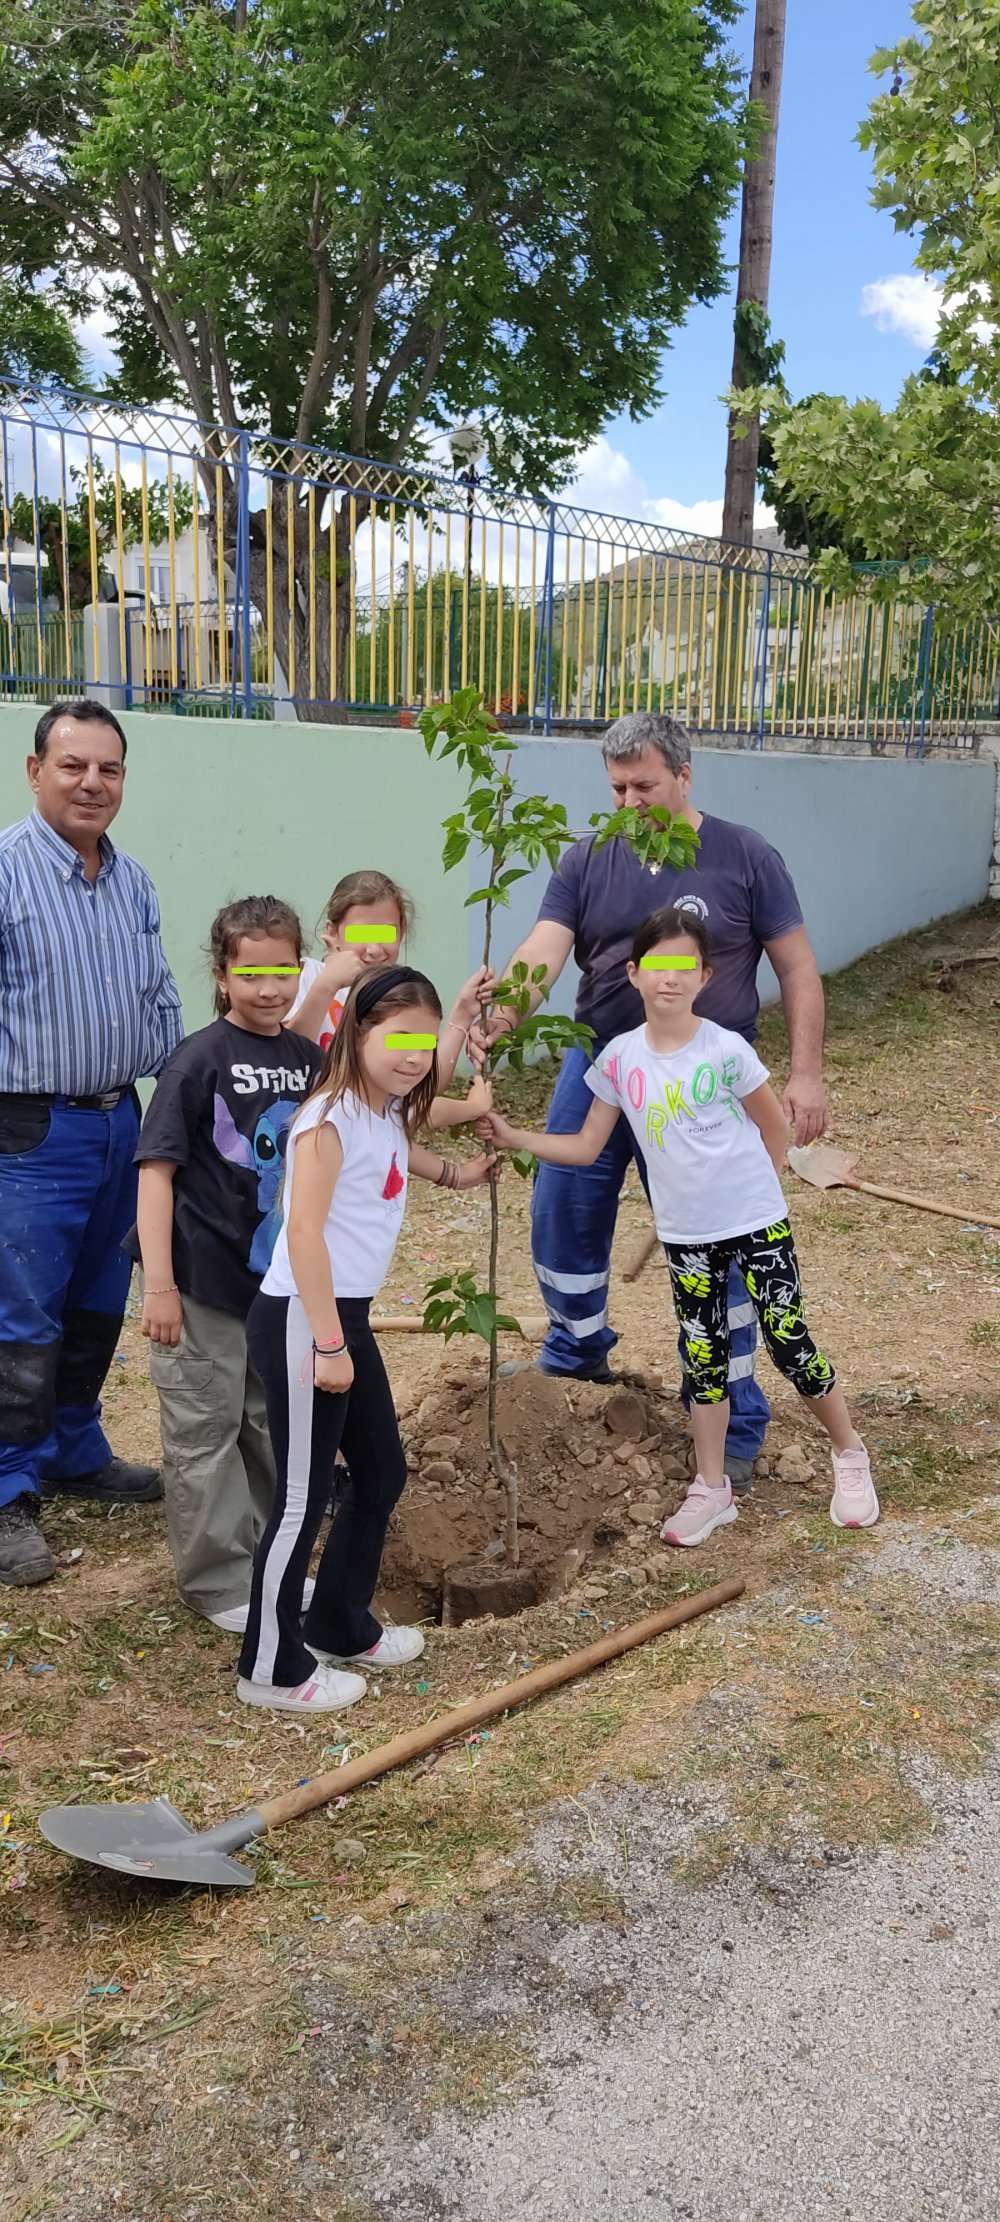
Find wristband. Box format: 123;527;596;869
313;1337;347;1355
145;1284;178;1296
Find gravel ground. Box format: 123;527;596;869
353;1752;1000;2222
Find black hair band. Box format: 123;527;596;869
352;963;425;1024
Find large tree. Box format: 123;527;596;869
731;1;1000;617
0;0;749;713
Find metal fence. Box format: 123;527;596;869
2;382;997;750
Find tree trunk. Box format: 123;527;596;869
721;0;787;551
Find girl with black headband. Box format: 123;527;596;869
237;964;498;1713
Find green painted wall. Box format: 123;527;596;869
0;706;469;1037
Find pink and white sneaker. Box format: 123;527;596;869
661;1475;739;1549
313;1626;425;1670
236;1662;367;1712
830;1445;879;1529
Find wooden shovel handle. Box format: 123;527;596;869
851;1178;1000;1230
372;1312;548;1337
623;1231;661;1282
256;1576;745;1833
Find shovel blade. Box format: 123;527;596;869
39;1796;256;1888
787;1143;859;1191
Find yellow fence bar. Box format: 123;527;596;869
57;431;71;685
477;517;487;702
86;439;101;683
575;535;587;723
287;481;296;700
495;521;504;715
423;512;434;703
191;461;203;696
387;499;396;706
560;534;571;721
406;507;416;707
140;452;153;698
511;527;522;718
328;496;337;704
214;463;227;696
308;483;317;701
166;457;178;694
527;528;537;719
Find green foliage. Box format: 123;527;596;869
591;805;700;874
0;277;83;388
8;457;194;611
729;5;1000;615
422;1271;521;1346
0;0;749;490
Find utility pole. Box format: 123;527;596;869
721;0;787;549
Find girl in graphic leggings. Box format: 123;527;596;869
485;906;879;1549
238;965;497;1714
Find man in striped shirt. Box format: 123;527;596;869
0;698;184;1585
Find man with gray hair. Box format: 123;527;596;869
479;712;827;1487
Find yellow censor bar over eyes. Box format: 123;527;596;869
231;966;303;976
639;954;698;971
385;1033;437;1051
344;923;398;944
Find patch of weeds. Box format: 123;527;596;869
426;2027;534;2114
879;1435;984;1516
971;1320;998;1346
547;1874;627;1928
669;1826;733;1888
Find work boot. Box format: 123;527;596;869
726;1457;756;1497
496;1356;620;1384
0;1496;55;1586
40;1456;163;1505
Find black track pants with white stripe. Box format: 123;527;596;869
239;1293;407;1688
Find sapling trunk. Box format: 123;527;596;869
480;774;520;1567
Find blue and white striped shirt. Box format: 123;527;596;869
0;810;184;1094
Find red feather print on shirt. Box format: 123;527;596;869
382;1151;405;1200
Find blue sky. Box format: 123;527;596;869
68;0;932;540
568;0;934;531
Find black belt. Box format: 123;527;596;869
0;1088;134;1113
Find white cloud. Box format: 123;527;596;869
860;273;944;349
565;436;773;542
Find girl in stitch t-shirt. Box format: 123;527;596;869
237;964;497;1715
485;906;879;1549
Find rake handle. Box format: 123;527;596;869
255;1577;745;1833
849;1177;1000;1230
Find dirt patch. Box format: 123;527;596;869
380;1364;694;1623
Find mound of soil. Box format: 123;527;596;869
378;1359;695;1625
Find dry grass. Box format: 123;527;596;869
5;901;1000;2217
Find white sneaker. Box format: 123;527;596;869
207;1602;249;1634
208;1576;316;1636
312;1626;426;1669
236;1663;367;1712
830;1445;880;1529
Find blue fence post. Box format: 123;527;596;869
914;603;934;758
755;549;773;749
543;500;556;735
233;431;254;719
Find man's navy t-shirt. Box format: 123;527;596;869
537;813;803;1049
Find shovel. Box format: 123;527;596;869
787;1143;1000;1231
39;1577;744;1889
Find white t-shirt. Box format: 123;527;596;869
585;1018;787;1245
289;955;345;1050
262;1088;409;1300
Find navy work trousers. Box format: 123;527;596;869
0;1092;140;1508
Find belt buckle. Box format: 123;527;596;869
96;1090;121;1110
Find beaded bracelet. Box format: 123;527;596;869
145;1283;178;1296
